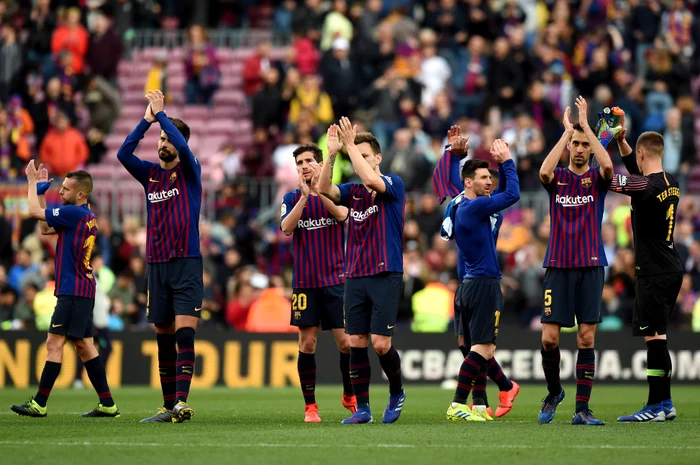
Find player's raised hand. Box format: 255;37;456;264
37;165;53;184
338;116;357;147
451;136;470;157
490;139;512;163
562;106;574;135
145;90;165;115
326;124;343;154
447;125;461;146
24;160;39;182
575;95;589;128
298;173;310;197
614;109;627;141
144;96;157;123
309;161;322;193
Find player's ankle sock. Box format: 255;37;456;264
377;346;403;396
298;351;316;405
454;352;486;404
156;333;177;410
646;339;671;405
349;347;371;408
175;327;195;403
459;345;469;358
487;358;513;392
575;348;595;413
84;356;115;407
34;361;61;407
339;351;353;396
541;345;562;395
74;358;84;383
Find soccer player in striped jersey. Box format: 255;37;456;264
117;90;202;423
537;97;613;426
444;140;520;422
280;139;357;422
432;125;520;418
11;164;119;418
318;119;405;424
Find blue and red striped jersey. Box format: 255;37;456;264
542;167;611;268
338;174;405;278
116;115;202;263
432;145;463;204
280;190;345;288
44;204;97;298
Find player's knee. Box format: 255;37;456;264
45;335;63;356
349;334;368;348
299;336;317;354
541;333;559;351
371;338;391;356
577;331;595;348
335;337;350;353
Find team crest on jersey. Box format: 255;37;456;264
580;177;592;188
170;172;177;183
294;311;301;320
544;307;551;316
281;203;287;217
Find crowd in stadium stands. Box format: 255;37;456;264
1;0;700;333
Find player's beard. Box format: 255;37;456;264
159;148;177;162
61;197;75;206
572;153;590;168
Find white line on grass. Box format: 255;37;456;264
0;441;699;451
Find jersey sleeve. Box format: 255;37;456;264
337;182;354;206
377;174;405;201
44;205;83;230
280;192;296;223
595;167;612;191
116;119;158;186
541;167;560;192
621;154;641;175
609;173;652;199
431;145;463;204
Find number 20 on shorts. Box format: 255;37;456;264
292;293;307;311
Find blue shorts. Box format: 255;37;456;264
147;257;203;325
49;295;94;340
291;285;345;330
455;278;503;345
541;267;604;328
344;272;402;336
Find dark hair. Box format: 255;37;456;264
168;117;190;142
354;132;381;154
292;143;323;163
65;170;93;196
636;131;664;158
461;159;490;181
573;122;584;132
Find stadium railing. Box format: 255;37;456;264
124;29;291;54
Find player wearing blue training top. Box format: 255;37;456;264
11;164;119;418
444;139;520;422
117;90;202;423
432;125;520;419
318;117;405;425
280;137;357;422
537;98;614;426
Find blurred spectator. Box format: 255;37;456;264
252;67;284;132
31;75;77;145
85;12;122;83
7;95;35;164
288;74;334;127
320;0;353;52
453;35;489;119
184;24;220;105
39;111;88;176
145;51;169;100
321;38;359;120
0;23;22;102
415;29;451;110
243;41;272;97
83;75;120;135
25;0;56;75
292;0;324;41
51;7;89;74
8;249;38;295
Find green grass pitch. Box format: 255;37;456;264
1;385;699;465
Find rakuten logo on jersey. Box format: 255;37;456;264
298;217;338;230
350;205;379;221
148;188;180;203
555;194;594;207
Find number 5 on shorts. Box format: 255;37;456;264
544;289;552;307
